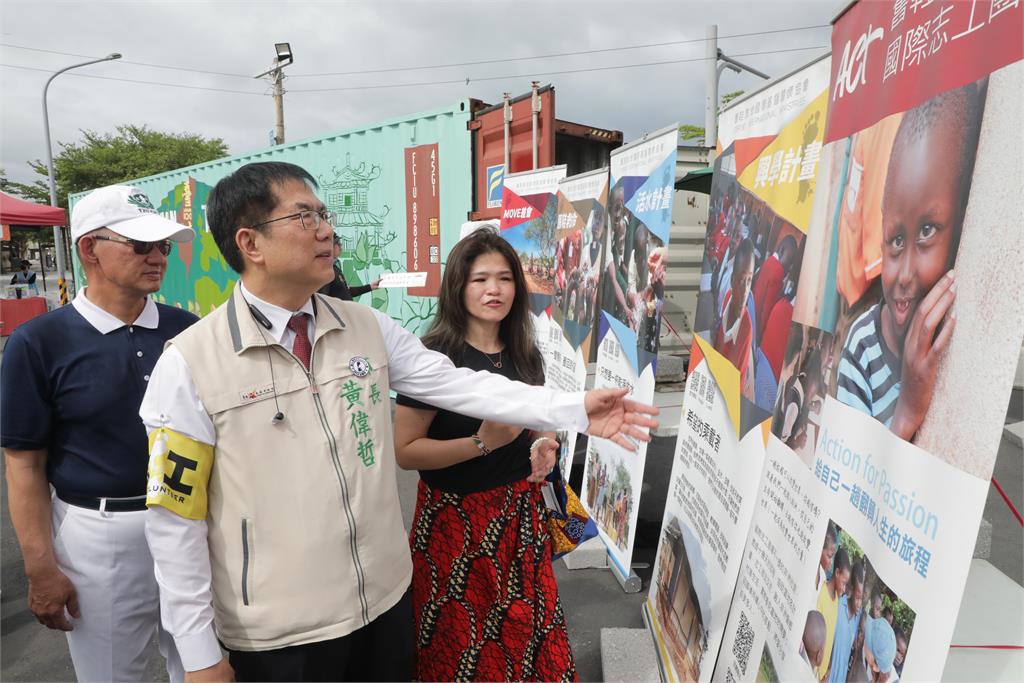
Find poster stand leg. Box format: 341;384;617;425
608;551;643;593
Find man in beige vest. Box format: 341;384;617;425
140;161;658;682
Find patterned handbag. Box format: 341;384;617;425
541;462;599;561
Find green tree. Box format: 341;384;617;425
679;90;746;145
6;125;227;209
720;89;745;108
523;200;558;261
679;124;706;142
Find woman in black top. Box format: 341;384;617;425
395;228;576;682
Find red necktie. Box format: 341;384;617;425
287;313;312;370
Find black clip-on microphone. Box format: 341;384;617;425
248;304;287;425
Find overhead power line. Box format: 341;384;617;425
0;43;249;78
0;24;829;81
0;43;827;97
0;63;264;95
288;45;829;94
288;24;831;77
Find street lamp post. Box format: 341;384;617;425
255;43;293;145
42;52;121;303
704;25;769;161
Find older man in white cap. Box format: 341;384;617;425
1;185;197;682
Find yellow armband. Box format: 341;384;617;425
146;427;214;520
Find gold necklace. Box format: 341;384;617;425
480;348;502;369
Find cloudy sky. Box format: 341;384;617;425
1;0;839;186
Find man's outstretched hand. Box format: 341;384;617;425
583;388;659;450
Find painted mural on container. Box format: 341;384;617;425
119;153;438;335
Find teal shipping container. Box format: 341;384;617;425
69;101;474;335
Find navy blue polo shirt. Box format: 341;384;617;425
1;300;197;499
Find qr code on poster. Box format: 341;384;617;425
733;611;754;676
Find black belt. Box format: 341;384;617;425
58;493;148;512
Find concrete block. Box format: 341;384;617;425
600;627;661;683
1004;421;1024;449
562;535;608;570
655;353;686;383
973;518;992;560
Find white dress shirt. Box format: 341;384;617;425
141;283;589;671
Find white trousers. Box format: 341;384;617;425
52;496;184;683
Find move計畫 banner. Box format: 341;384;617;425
500;165;568;362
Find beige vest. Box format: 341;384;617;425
171;285;411;651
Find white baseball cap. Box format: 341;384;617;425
71;185;194;243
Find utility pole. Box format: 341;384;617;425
255;43;293;146
704;24;770;160
272;69;285;145
503;92;512;175
530;81;541;169
705;25;719;154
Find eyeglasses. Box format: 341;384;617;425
251;208;337;232
91;234;173;256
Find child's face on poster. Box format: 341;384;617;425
880;128;963;344
894;635;907;666
850;581;864;613
835;566;851;595
820;540;836;570
731;255;754;314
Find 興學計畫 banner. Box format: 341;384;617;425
645;55;831;683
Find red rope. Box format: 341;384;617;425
660;315;690;348
948;481;1024;651
991;476;1024;527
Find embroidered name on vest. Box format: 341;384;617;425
239;384;275;404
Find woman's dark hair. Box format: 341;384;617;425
422;227;544;386
206;162;318;274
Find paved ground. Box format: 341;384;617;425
2;397;1020;682
990;388;1024;585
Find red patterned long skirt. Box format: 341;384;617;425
409;478;578;682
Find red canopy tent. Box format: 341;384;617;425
0;191;68;226
1;191;67;301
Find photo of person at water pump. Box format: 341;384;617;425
836;80;986;443
583;449;633;552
